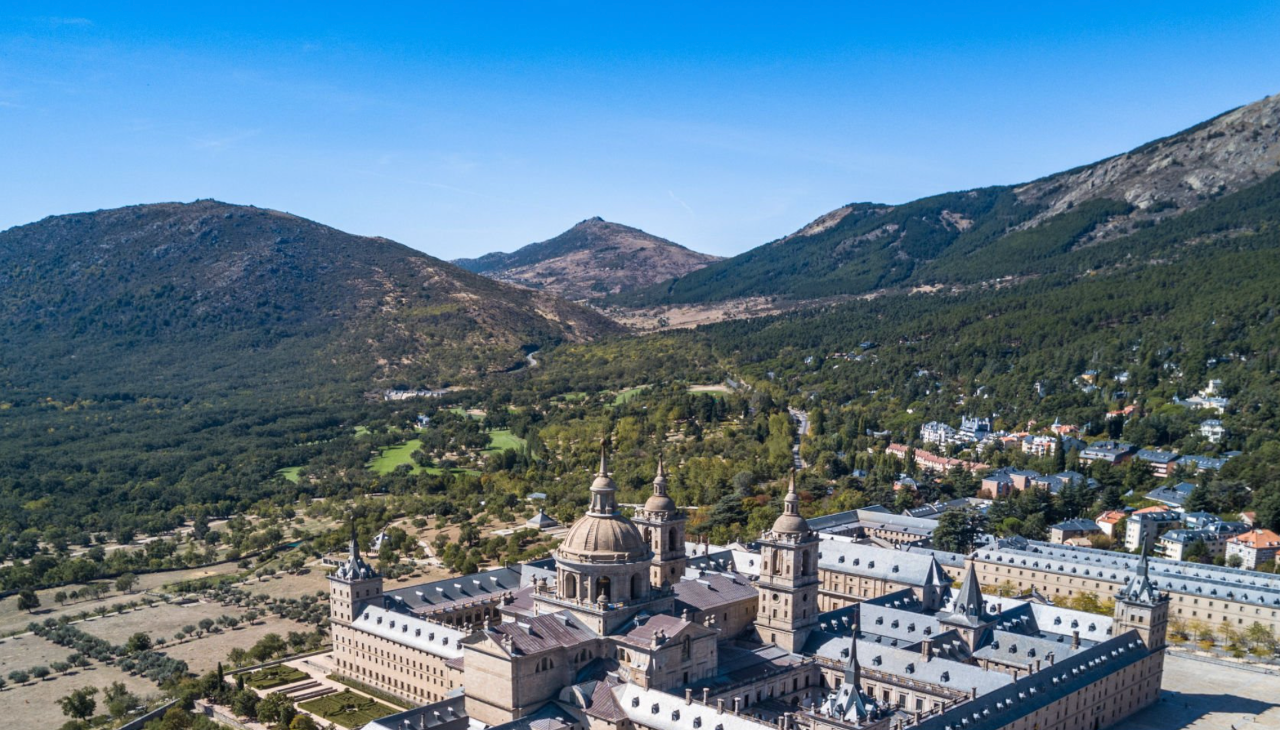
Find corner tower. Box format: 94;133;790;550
328;523;382;625
754;472;820;652
632;457;687;588
1114;550;1169;651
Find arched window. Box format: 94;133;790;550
597;576;612;603
801;550;811;576
682;635;691;660
668;528;677;548
565;573;577;599
631;573;642;599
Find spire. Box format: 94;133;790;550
944;562;987;627
334;519;377;582
588;441;619;516
1120;547;1161;604
783;470;800;516
349;521;360;560
653;456;668;496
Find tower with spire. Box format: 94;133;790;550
328;521;382;625
939;562;991;651
1114;550;1169;651
633;456;688;588
754;471;820;652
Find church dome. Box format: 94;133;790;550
558;449;652;564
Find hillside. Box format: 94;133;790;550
616;93;1280;307
0;200;621;533
455;217;720;300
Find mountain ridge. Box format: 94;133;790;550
455;217;720;301
613;93;1280;308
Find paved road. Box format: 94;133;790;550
788;408;809;469
1116;652;1280;729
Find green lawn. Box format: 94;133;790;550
557;392;588;402
612;385;651;406
447;407;485;419
276;466;302;483
368;438;423;474
483;429;526;453
299;690;396;729
353;425;371;437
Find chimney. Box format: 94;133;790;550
971;687;978;700
1071;630;1080;649
733;697;742;714
1035;659;1042;673
921;638;932;661
1012;667;1020;680
703;688;710;704
717;699;725;714
686;689;693;705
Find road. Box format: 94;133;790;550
788;407;809;469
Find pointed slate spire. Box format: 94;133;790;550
1120;547;1161;604
349;520;360;560
653;456;668;495
944;562;987;627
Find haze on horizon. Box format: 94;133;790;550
2;2;1279;259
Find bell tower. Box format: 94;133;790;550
754;472;820;652
1114;550;1169;651
633;457;687;588
328;523;382;625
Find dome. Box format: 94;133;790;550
559;514;650;563
643;457;679;513
770;471;812;535
557;447;652;564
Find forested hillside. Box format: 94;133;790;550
616;93;1280;306
0;201;621;538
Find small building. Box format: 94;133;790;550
1200;419;1228;443
1143;482;1197;510
524;509;560;531
1095;510;1127;539
1226;529;1280;570
1124;507;1183;552
1050;518;1101;545
1135;449;1179;479
1078;441;1136;466
1177;454;1228;473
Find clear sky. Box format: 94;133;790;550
2;3;1279;259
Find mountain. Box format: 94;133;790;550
615;93;1280;307
455;217;720;301
0;200;621;532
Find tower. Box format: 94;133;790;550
328;523;382;625
1114;550;1169;650
939;562;991;651
754;472;820;652
632;457;687;588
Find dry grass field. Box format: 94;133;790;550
78;601;240;645
161;617;314;674
0;633;77;675
1;663;160;730
238;569;330;601
0;561;242;636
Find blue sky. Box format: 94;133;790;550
2;3;1279;259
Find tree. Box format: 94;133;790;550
1227;554;1244;568
290;715;320;730
54;591;68;606
8;670;29;685
104;681;140;719
17;590;40;613
231;689;260;719
115;572;139;593
257;692;296;726
57;686;98;720
125;631;153;654
933;510;983;554
31;666;51;680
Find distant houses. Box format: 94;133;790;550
1226;528;1280;569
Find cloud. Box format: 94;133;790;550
668;190;695;218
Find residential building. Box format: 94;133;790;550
1177;454;1228;473
1078;441;1136;467
1200;419;1228;443
1134;450;1179;479
920;421;958;447
1143;482;1197;510
1226;529;1280;570
1050;519;1101;545
1095;511;1127;540
1124;507;1183;552
1157;521;1247;561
